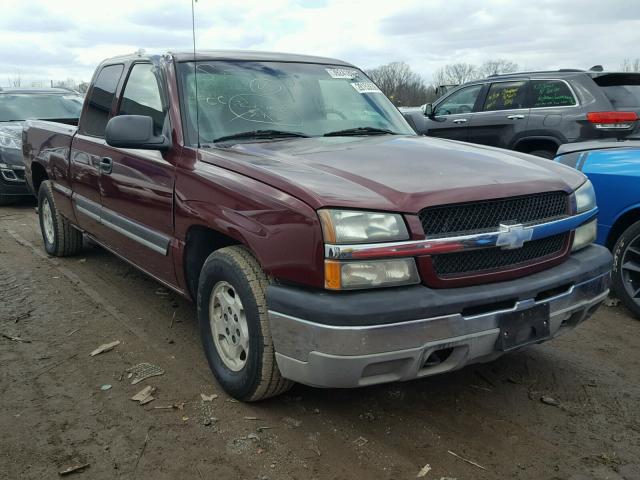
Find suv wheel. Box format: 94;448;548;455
197;246;293;401
611;220;640;319
38;181;83;256
528;149;556;159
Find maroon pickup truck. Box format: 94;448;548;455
23;51;612;401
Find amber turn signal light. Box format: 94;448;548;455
324;260;342;290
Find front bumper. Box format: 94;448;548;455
0;162;30;198
267;245;612;388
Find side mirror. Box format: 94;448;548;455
421;103;434;117
105;115;170;150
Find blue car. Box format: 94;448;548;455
556;141;640;318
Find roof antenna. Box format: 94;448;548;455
191;0;200;148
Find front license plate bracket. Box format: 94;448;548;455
495;303;551;352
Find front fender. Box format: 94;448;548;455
175;160;324;289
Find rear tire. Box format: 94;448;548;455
611;220;640;319
38;181;83;257
528;149;556;159
197;246;293;401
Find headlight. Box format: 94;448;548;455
574;180;596;213
572;219;597;251
0;128;22;150
318;209;409;244
325;258;420;290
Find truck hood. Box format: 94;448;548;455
201;135;586;213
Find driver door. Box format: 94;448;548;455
424;84;485;141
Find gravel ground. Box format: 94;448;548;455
1;202;639;480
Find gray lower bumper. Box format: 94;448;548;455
269;272;609;388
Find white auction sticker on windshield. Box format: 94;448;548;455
350;82;382;94
326;68;358;79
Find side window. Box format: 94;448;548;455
81;64;124;137
434;85;482;116
118;63;165;135
483;81;528;111
531;80;577;108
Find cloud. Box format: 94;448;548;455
0;0;639;87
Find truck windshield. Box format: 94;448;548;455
0;93;83;122
177;61;414;145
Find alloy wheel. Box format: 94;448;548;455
621;233;640;309
209;281;249;371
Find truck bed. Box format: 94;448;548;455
22;119;78;194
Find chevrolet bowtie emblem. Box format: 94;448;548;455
496;223;533;250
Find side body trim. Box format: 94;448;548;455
73;193;170;255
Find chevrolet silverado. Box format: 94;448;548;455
23;51;612;401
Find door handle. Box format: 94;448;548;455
452;118;468;124
507;114;525;120
99;157;113;174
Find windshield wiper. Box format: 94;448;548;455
212;130;309;144
323;126;397;137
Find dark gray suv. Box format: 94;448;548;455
402;70;640;158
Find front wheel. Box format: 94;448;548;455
611;220;640;319
197;246;292;401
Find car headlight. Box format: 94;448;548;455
0;128;22;150
319;209;418;289
324;258;420;290
574;180;596;213
572;219;597;252
318;209;409;244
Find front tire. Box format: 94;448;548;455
197;246;292;401
611;220;640;319
38;181;83;256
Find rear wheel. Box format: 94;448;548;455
611;220;640;319
197;246;293;401
38;181;83;256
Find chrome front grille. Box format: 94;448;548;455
420;192;570;281
419;191;569;238
432;233;567;277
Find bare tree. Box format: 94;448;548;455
53;78;81;91
479;59;518;77
432;63;479;87
366;62;435;107
7;70;22;87
620;58;640;72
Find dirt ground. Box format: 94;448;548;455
1;201;639;480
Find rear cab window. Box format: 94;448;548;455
530;80;577;108
482;81;528;111
80;64;124;137
593;74;640;109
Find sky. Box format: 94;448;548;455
1;0;639;87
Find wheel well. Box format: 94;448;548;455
184;226;240;299
514;138;559;155
31;162;48;194
606;208;640;250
